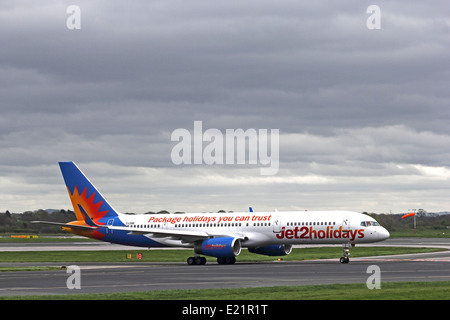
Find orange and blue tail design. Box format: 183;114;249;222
59;162;119;231
59;162;164;247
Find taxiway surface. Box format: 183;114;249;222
0;238;449;297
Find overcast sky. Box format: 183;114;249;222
1;1;449;214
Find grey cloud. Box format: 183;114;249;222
281;126;450;168
0;1;449;213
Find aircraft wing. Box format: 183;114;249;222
112;225;209;242
32;220;247;244
109;225;246;244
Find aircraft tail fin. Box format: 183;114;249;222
59;162;120;225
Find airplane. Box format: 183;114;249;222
33;162;390;265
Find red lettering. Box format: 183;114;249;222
294;226;300;238
285;229;294;239
276;227;285;239
309;227;317;239
358;229;364;238
334;226;342;238
299;226;309;238
274;226;365;241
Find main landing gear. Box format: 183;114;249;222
340;243;354;263
186;256;237;265
217;257;236;265
187;256;206;265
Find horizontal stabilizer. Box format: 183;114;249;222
31;221;97;231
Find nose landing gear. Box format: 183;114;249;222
340;243;353;263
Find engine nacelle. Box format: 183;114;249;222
194;237;241;258
248;244;292;256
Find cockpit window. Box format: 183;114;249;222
360;221;379;227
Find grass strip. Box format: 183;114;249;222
3;281;450;300
0;247;443;263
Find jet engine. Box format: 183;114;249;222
194;237;241;258
248;244;292;256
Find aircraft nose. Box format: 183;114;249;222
378;227;390;241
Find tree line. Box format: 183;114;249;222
0;209;449;235
366;212;450;235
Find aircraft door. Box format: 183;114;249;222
273;216;282;233
342;217;350;232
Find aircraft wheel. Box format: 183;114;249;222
217;257;236;264
195;257;207;265
226;257;236;264
340;257;349;263
187;256;207;265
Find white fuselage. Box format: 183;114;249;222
118;210;389;248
